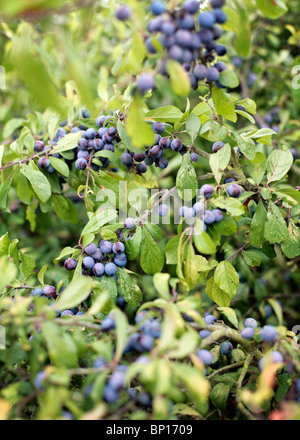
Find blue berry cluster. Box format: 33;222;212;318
144;0;229;90
121;121;196;173
64;217;136;280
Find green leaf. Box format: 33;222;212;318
140;227;165;275
219;70;240;88
176;153;198;201
20;165;51;204
185;113;201;142
81;209;117;236
94;150;121;168
117;268;142;306
256;0;287;19
52;132;82;154
126;96;155;148
55;278;93;310
215;261;239;299
146;106;183;123
212;87;236;120
167;60;191;97
3;118;25;139
113;308;129;362
165;235;180;265
205;276;231;307
54;247;77;264
243;250;261;266
194;231;217;255
264;202;289;244
214;215;237;236
52;195;79;224
210;383;230;410
209;143;231;184
217;307;238;329
49;157;69;178
0;256;18;293
281;222;300;258
38;265;48;285
124;227;142;260
214;198;244;216
267;150;293;183
153;273;171;300
250;200;267;246
184;244;199;289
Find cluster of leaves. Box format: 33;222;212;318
0;0;299;421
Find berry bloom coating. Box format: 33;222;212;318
116;5;132;21
102;314;116;331
114;253;127;267
220;341;233;356
199;330;212;339
212;209;224;222
261;325;278;344
194;64;208;80
206;67;220;82
204;315;217;325
258;351;284;371
38;157;50;168
171;139;183;152
193;201;205;216
200;184;215;198
93;263;105;277
99;240;113;254
124;218;136;229
137;74;156;93
121;152;133;168
158;204;169;217
93;249;104;261
43;285;56;298
198;12;216;28
84;242;98;255
137;163;148;174
191;152;199;162
31;288;44;297
241;327;254;339
152;122;165;134
183;0;200;14
82;256;95;270
224;177;235;184
150;1;166;16
227;183;242;198
203;210;216;224
75;158;87;170
64;258;77;271
112;242;125;254
61;310;74;317
159;137;171;149
212;141;224;153
197;349;214;366
34;141;45;152
105;262;118;276
210;0;225;7
244;318;258;329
